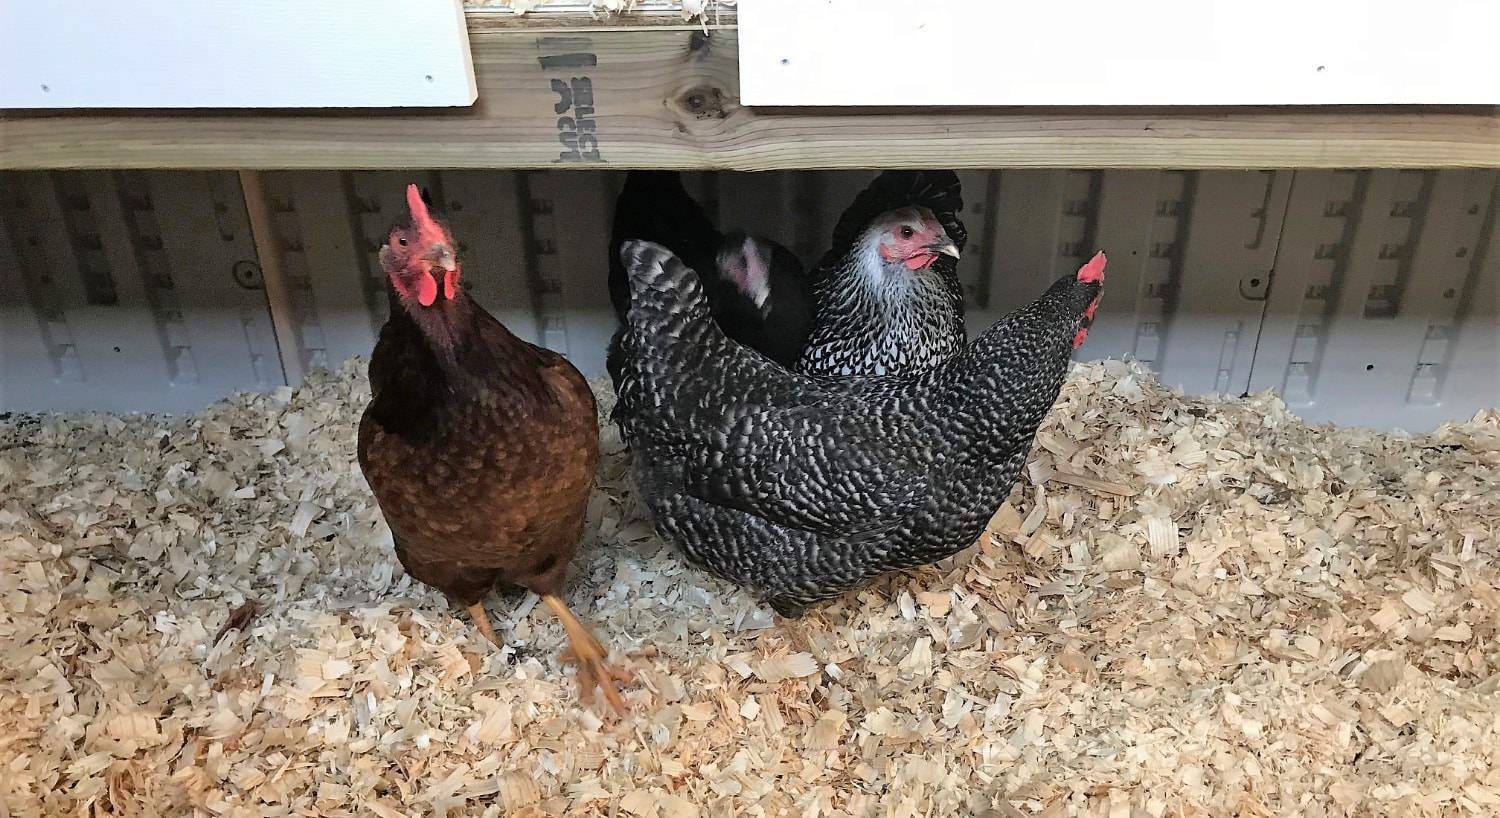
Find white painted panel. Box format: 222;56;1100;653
740;0;1500;106
0;0;476;108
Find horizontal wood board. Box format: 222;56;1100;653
1;22;1497;170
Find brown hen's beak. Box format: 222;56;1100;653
432;245;457;273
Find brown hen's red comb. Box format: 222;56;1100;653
405;184;447;247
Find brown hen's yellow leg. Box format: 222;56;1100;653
541;594;628;713
466;602;505;649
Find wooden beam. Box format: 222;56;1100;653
462;7;736;32
238;170;304;384
2;22;1497;171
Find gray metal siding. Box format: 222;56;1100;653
2;169;1495;431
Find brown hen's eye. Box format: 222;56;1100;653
900;226;914;239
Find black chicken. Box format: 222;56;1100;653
607;171;813;377
796;170;968;378
612;240;1105;617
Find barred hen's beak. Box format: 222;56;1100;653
934;240;961;260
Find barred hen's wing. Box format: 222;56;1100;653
679;400;929;539
816;170;968;273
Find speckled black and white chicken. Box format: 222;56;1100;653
797;170;968;377
612;240;1106;616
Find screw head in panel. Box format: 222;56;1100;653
1239;272;1271;301
232;260;264;290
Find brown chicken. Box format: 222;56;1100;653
357;185;625;710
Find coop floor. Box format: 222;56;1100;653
1;361;1497;817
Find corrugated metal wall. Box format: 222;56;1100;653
2;169;1496;431
1;172;282;412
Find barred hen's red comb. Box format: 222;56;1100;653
1078;251;1106;283
1073;251;1106;349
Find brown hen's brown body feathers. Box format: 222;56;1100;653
358;283;626;710
358;184;624;711
358;291;597;605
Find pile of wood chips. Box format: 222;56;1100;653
2;359;1496;817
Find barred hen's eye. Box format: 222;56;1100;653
899;226;914;239
398;237;408;247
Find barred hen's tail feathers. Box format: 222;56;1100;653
618;240;716;340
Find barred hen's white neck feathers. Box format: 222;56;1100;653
799;209;966;378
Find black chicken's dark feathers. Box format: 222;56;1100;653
608;171;721;321
607;172;813;375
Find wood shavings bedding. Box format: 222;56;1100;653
1;359;1496;817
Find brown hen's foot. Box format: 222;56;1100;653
541;594;629;713
466;602;505;650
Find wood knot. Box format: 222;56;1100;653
678;86;727;120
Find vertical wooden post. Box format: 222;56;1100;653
239;170;304;385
